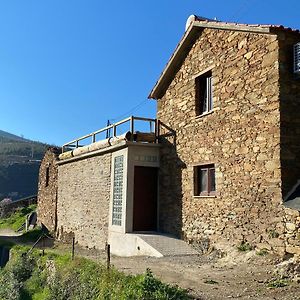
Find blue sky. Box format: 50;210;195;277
0;0;299;145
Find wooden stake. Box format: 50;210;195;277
42;237;45;256
72;237;75;260
106;243;110;270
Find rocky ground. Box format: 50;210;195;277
1;230;299;300
57;242;300;300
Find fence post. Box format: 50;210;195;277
72;237;75;260
106;243;110;270
42;237;45;256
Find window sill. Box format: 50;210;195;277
194;110;214;119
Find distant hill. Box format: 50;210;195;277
0;130;50;201
0;129;30;142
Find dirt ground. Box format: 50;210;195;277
65;244;300;300
1;230;299;300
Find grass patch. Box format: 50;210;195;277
237;242;253;252
204;279;218;284
0;204;36;231
268;229;279;239
0;247;191;300
267;278;290;288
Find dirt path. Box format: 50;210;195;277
67;245;300;300
0;228;23;245
0;228;22;237
1;235;299;300
110;254;299;300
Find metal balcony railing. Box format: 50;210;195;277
62;116;157;153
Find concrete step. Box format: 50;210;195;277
108;231;198;257
136;233;199;257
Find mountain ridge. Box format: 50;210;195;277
0;129;31;142
0;129;50;201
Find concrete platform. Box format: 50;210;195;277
108;231;199;257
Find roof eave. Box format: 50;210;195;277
149;21;271;100
148;24;201;100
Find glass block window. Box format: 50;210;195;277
112;155;124;226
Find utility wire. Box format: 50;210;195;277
109;99;149;122
230;0;258;23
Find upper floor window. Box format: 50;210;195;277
195;71;213;116
194;164;216;196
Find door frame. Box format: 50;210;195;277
132;166;159;232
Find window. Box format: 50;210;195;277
194;164;216;196
45;167;50;187
195;71;213;115
112;155;124;226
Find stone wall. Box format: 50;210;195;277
278;30;300;197
157;28;290;253
37;147;60;232
57;153;111;250
283;208;300;255
0;196;37;218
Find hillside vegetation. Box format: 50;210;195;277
0;246;190;300
0;130;49;201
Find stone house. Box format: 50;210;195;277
149;16;300;255
38;16;300;256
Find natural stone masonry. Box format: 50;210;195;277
37;147;60;232
57;154;111;250
154;24;300;255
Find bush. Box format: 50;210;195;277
0;249;190;300
0;249;35;300
0;268;21;300
237;242;253;252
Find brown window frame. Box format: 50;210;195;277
194;164;216;196
195;70;213;116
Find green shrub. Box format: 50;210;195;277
0;268;21;300
237;242;253;252
0;248;190;300
268;229;279;239
267;278;290;288
7;250;35;283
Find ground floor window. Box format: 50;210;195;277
112;155;124;225
194;164;216;196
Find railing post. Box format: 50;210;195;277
155;119;159;143
130;116;134;134
113;125;116;137
76;140;79;148
92;134;96;143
